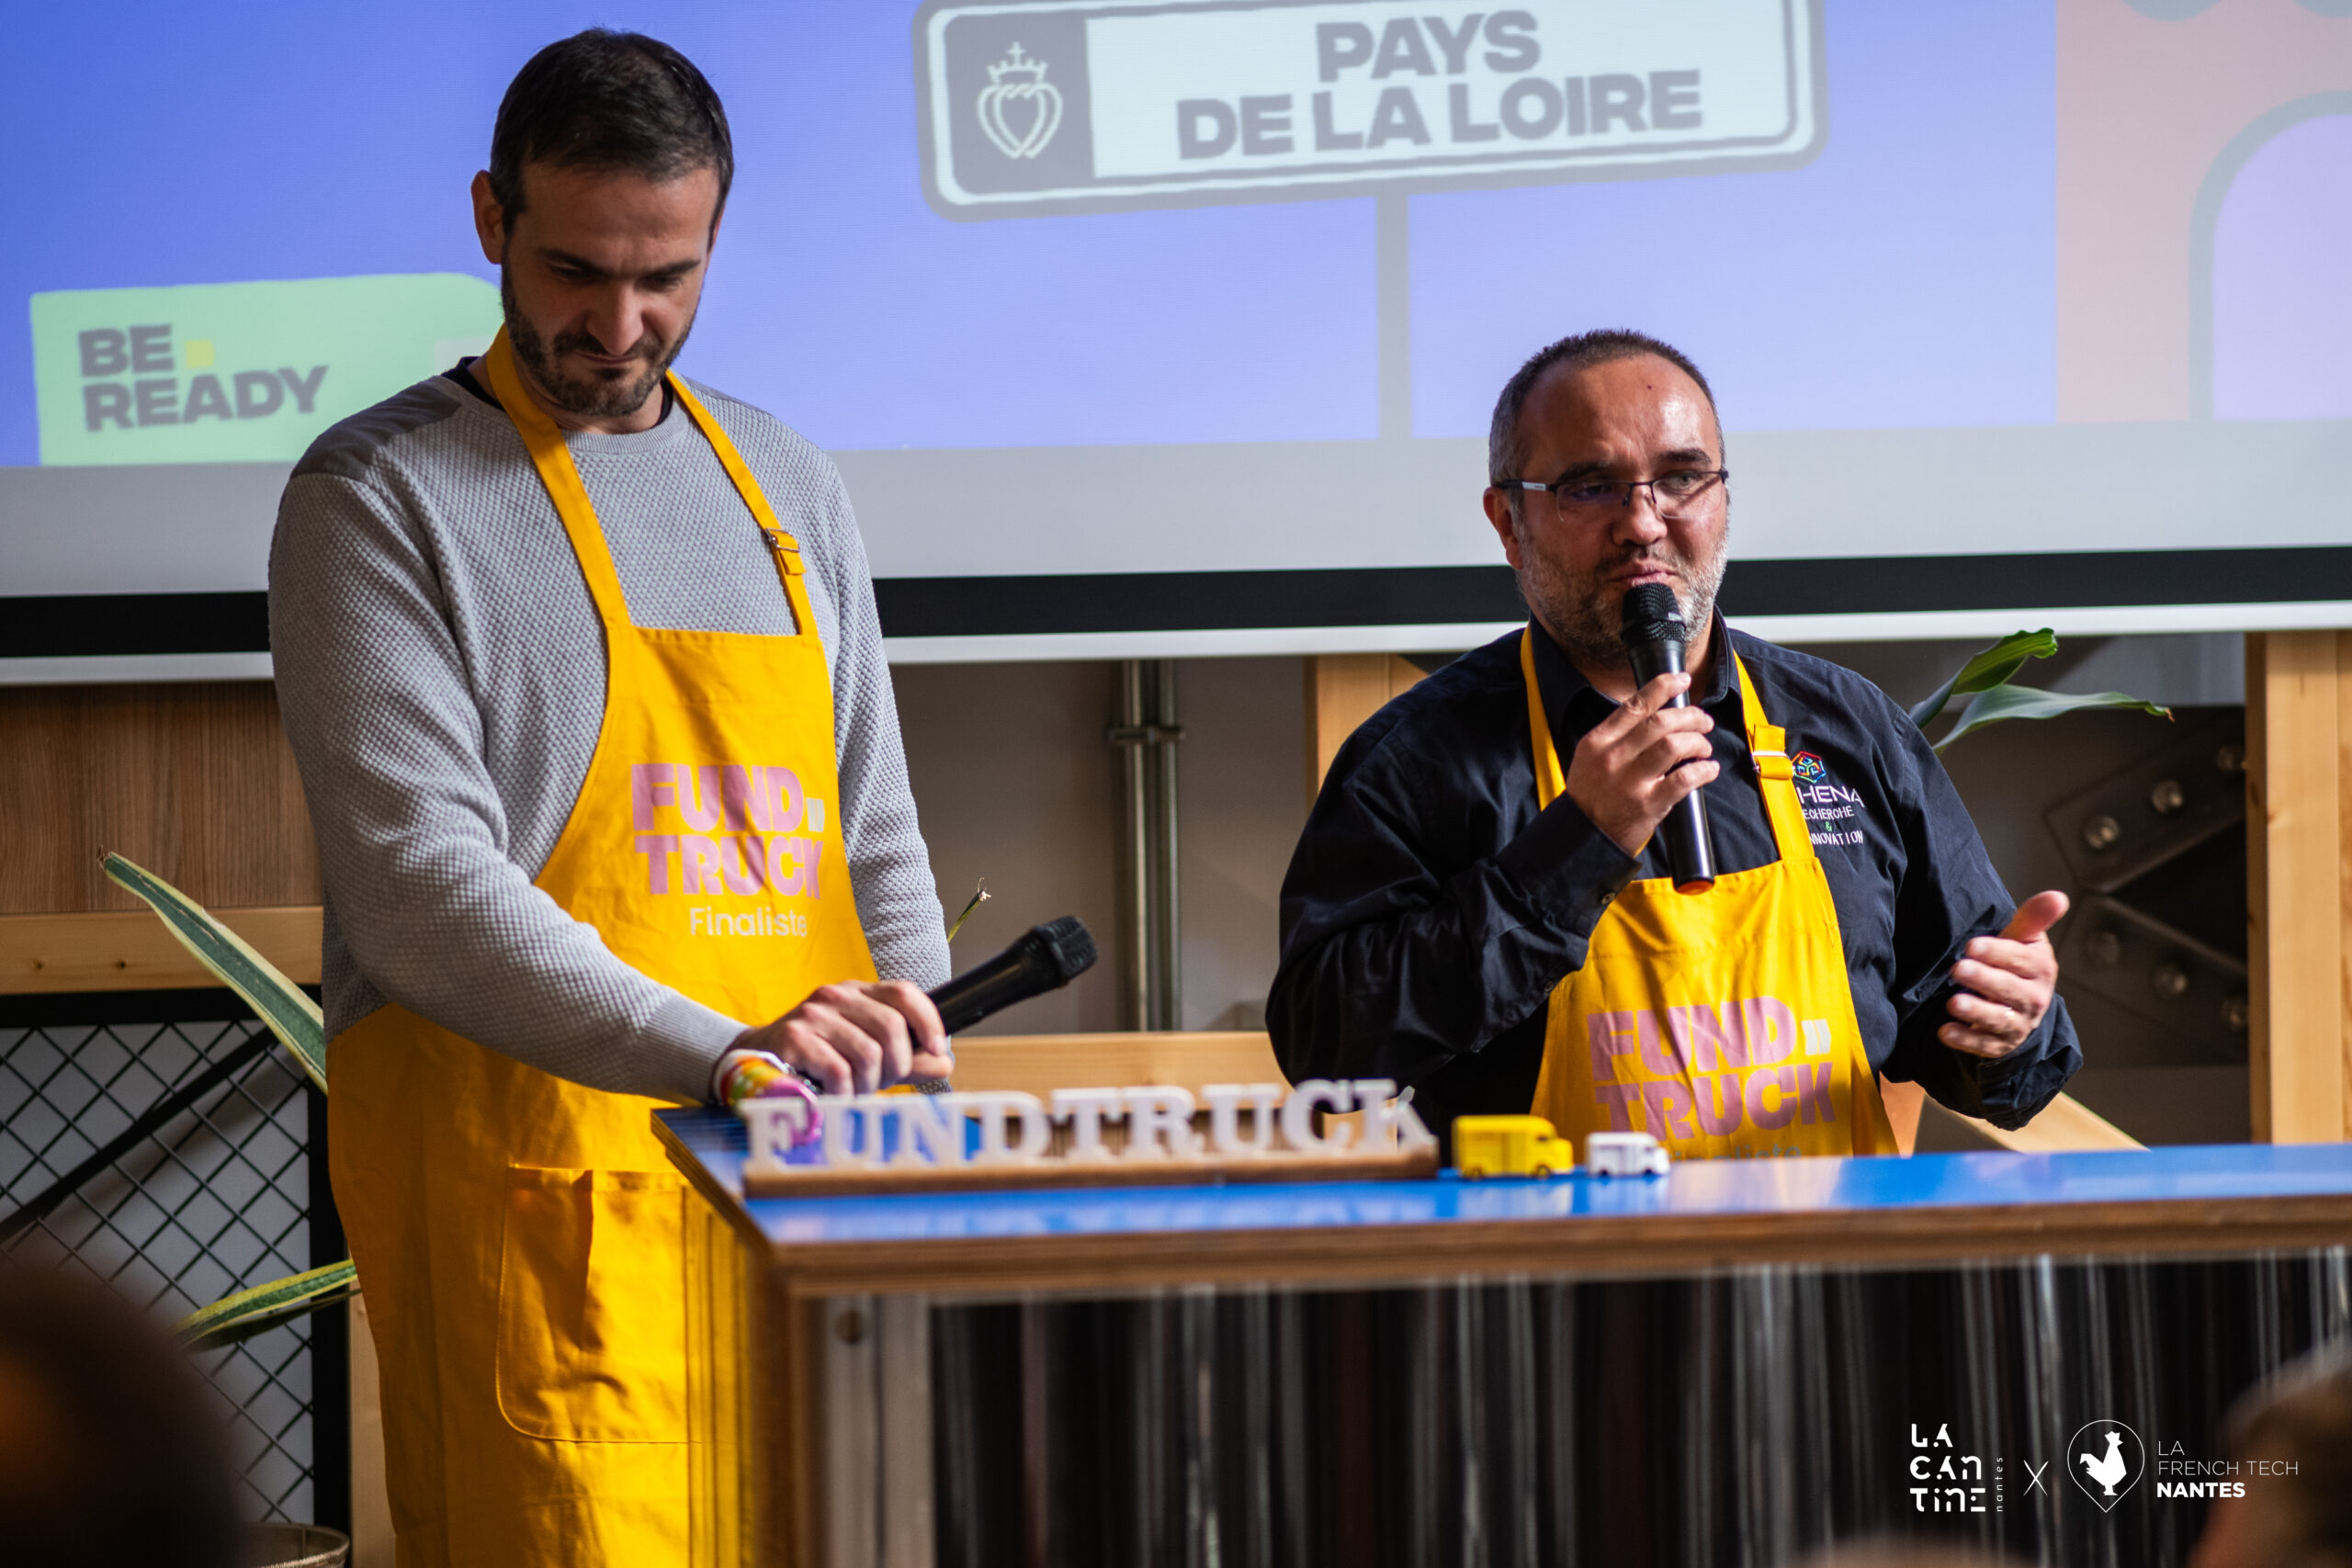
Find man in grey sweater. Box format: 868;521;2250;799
269;31;948;1564
272;43;950;1108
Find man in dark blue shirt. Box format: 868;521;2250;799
1270;330;2079;1151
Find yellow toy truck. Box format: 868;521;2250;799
1453;1115;1575;1179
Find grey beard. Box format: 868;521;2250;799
501;270;693;421
1512;514;1728;671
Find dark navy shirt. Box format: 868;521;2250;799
1269;623;2080;1139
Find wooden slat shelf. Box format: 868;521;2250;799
0;906;322;994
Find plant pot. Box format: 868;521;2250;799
244;1523;351;1568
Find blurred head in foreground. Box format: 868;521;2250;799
0;1264;240;1568
2192;1343;2352;1568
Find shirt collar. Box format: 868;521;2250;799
1527;611;1737;740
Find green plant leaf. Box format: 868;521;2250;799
100;852;327;1092
177;1258;358;1351
944;879;991;944
1908;628;2060;729
1932;684;2172;751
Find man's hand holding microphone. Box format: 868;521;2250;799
1563;583;2064;1061
714;918;1099;1118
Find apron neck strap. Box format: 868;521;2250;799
1519;625;1821;869
1732;646;1818;866
481;330;631;631
1520;627;1570;810
667;377;820;638
478;330;820;640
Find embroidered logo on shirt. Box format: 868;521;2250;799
1790;747;1866;848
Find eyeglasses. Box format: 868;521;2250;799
1501;468;1729;519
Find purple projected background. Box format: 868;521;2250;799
2211;111;2352;423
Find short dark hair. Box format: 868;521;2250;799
489;29;733;227
1487;329;1719;486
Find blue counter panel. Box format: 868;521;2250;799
654;1108;2352;1250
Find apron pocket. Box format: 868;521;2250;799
495;1166;690;1443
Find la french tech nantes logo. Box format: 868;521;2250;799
978;44;1063;160
2069;1419;2143;1512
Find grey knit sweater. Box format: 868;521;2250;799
268;367;949;1104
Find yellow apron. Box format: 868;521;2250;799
1521;630;1896;1159
328;332;878;1567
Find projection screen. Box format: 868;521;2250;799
5;0;2350;682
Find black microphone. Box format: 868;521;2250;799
1619;584;1717;894
928;916;1098;1033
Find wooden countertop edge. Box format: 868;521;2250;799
659;1117;793;1255
741;1145;1440;1197
659;1122;2352;1299
0;905;323;993
652;1109;2352;1296
755;1191;2352;1299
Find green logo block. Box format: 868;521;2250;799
31;273;501;466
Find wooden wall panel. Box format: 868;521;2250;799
2245;631;2351;1145
944;1031;1283;1097
0;682;320;915
1305;655;1428;804
2339;633;2352;1144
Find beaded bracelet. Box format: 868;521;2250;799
716;1053;823;1144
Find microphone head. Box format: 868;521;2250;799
1619;583;1688;649
1020;916;1098;986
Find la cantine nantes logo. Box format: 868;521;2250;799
2069;1419;2144;1512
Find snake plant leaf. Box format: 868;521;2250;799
1932;684;2171;752
178;1258;358;1352
99;852;327;1092
1908;628;2060;730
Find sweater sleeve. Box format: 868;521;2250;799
269;469;746;1103
813;461;953;990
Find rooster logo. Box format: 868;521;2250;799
2080;1432;2124;1492
2067;1419;2143;1511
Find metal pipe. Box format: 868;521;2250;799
1150;660;1182;1032
1114;660;1151;1032
1110;660;1183;1031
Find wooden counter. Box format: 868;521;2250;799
657;1110;2352;1568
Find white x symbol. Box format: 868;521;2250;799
2023;1461;2049;1495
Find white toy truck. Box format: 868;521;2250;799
1583;1131;1670;1178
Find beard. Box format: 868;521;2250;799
1512;509;1730;671
501;270;693;421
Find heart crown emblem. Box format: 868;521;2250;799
977;43;1064;162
